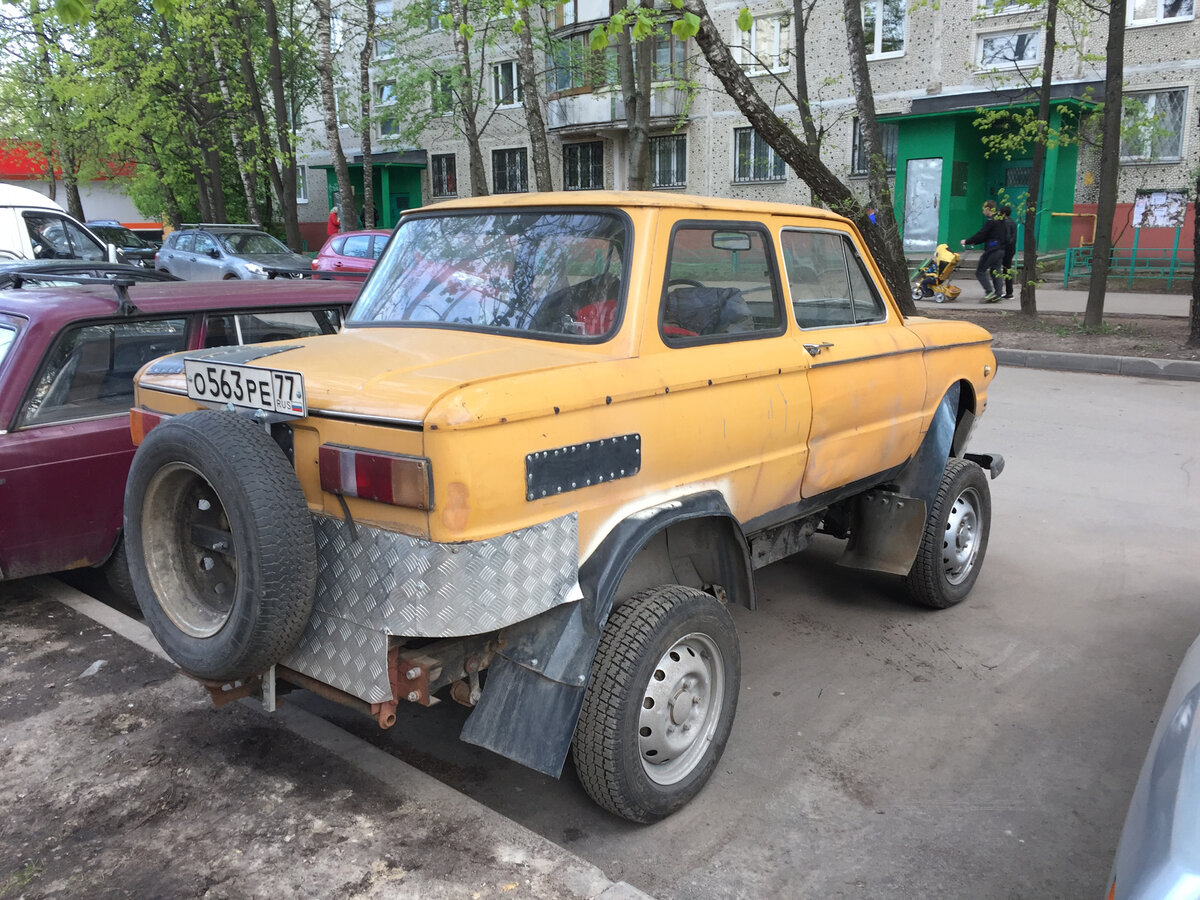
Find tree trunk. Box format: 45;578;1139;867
62;147;84;221
144;138;183;228
314;0;356;231
1190;165;1200;347
359;0;375;228
212;36;262;225
842;0;899;246
680;0;915;313
518;5;553;191
792;0;819;152
1019;0;1058;317
194;167;214;222
262;0;302;249
618;0;653;190
451;0;489;196
1084;0;1126;328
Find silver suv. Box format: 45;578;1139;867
156;226;310;281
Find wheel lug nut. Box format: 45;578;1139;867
201;557;214;571
198;499;211;511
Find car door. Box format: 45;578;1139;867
163;232;195;278
0;316;189;579
190;231;223;280
339;233;374;273
779;227;927;498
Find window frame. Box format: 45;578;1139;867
431;70;455;116
492;147;529;193
734;13;791;76
431;153;458;198
492;59;524;107
862;0;906;60
651;134;687;189
1128;0;1194;26
977;0;1044;14
374;0;395;58
1120;87;1187;162
975;27;1042;69
780;228;889;331
733;127;786;184
296;166;308;203
850;118;898;177
657;219;788;348
563;141;605;190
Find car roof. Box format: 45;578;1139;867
0;279;361;331
415;190;853;225
0;183;64;211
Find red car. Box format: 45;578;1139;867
0;274;359;587
311;229;390;279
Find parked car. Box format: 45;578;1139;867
124;191;1002;823
156;226;311;280
0;260;180;289
311;228;390;279
0;183;118;263
1107;630;1200;899
86;220;159;267
0;277;359;591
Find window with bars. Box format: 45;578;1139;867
493;60;524;107
851;119;898;176
734;128;785;183
734;14;790;75
862;0;906;58
432;154;457;197
1129;0;1193;25
493;147;529;193
651;135;687;188
563;142;604;190
1121;89;1186;161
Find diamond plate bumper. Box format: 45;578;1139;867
280;512;581;703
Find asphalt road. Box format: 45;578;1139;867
291;366;1200;899
29;365;1200;899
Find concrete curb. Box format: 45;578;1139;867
993;348;1200;382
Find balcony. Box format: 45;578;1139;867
547;86;688;133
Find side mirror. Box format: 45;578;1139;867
207;248;221;259
106;243;119;264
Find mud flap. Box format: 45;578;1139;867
838;384;958;575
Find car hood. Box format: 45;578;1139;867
139;327;625;426
238;252;311;269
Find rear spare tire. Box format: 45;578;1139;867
123;410;316;681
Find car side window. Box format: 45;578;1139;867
24;213;105;262
19;318;188;427
192;232;218;255
330;237;346;255
845;245;886;323
660;224;783;344
342;234;371;258
370;236;386;259
175;232;195;253
782;230;859;329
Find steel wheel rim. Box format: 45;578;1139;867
141;461;239;638
942;486;982;586
637;632;725;786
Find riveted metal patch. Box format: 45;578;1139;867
526;433;641;501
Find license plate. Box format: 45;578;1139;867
183;359;306;417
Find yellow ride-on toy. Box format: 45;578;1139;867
912;244;962;303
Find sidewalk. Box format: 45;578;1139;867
0;577;652;900
915;285;1190;318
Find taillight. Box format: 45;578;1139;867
130;408;168;445
319;444;432;510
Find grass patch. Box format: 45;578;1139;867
0;862;42;898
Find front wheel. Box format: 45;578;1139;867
906;457;991;609
911;285;923;301
572;585;740;823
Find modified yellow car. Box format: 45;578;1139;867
124;192;1002;823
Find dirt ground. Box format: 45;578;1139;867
924;307;1200;362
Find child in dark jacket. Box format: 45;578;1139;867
961;200;1005;302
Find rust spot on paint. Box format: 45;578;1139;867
441;481;471;532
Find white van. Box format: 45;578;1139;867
0;184;118;262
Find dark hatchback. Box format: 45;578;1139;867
0;277;360;586
87;222;160;267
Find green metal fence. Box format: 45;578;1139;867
1063;246;1195;289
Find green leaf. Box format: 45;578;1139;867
736;7;753;31
512;17;525;33
588;23;609;51
459;22;475;40
439;12;453;28
54;0;89;22
631;15;651;41
670;0;684;7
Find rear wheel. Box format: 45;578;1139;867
906;458;991;609
572;585;740;823
124;411;317;681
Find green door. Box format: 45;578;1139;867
990;160;1031;248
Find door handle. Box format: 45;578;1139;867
803;342;834;357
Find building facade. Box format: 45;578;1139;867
298;0;1200;255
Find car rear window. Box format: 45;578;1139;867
0;323;17;368
350;210;629;342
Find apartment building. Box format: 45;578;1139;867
297;0;1199;254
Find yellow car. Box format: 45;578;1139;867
124;192;1002;823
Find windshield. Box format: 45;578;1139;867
349;210;628;340
95;226;149;249
217;231;290;255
